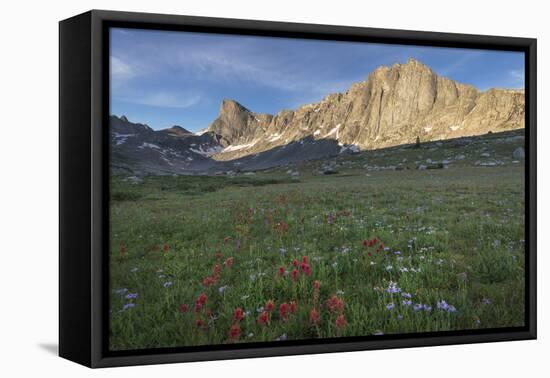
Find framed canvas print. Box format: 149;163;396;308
59;10;537;368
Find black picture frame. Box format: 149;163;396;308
59;9;537;368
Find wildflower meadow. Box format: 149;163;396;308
109;136;525;350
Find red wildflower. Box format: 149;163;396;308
213;264;222;275
289;301;297;314
194;302;203;312
292;259;299;267
195;293;207;312
278;265;286;277
257;311;270;325
178;303;189;313
202;276;217;287
300;262;312;276
313;280;321;290
367;252;372;257
163;244;170;252
224;257;234;267
291;268;300;281
279;302;289;320
379;242;385;249
228;323;241;340
195;319;205;328
233;307;245;322
265;300;275;312
197;293;207;305
205;309;213;318
362;239;369;248
335;314;347;329
302;256;309;264
326;295;344;314
309;308;320;325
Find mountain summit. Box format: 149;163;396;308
159;125;193;137
111;59;524;173
207;58;524;160
207;99;272;145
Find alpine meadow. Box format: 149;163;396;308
108;30;526;351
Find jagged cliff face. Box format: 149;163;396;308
110;59;525;174
208;100;273;145
208;59;524;160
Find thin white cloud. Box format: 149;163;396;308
509;69;524;81
111;56;136;80
173;48;317;92
436;52;481;77
110;36;393;99
116;92;202;109
505;69;525;89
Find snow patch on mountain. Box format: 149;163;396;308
222;141;257;152
190;145;224;157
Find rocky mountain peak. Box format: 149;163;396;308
208;99;269;144
160;125;192;137
111;114;153;134
111;59;525;171
209;59;524;159
220;99;250;115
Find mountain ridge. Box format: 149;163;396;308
110;58;524;174
206;58;524;160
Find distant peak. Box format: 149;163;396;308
405;58;425;66
220;99;250;113
161;125;192;136
120;115;129;122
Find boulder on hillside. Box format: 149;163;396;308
513;147;525;159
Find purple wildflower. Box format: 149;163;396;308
437;300;457;313
385;281;401;294
218;285;228;294
122;303;136;311
413;304;424;311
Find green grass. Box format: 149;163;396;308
109;136;525;350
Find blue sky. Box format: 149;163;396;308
110;28;525;132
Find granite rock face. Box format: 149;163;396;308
207;99;272;145
110;59;524;173
208;59;524;160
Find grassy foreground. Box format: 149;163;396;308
109;142;525;350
